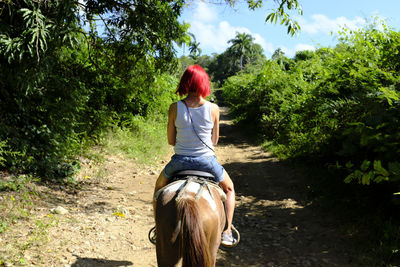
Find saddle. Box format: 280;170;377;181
171;170;217;182
154;170;226;202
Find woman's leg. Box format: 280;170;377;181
219;170;235;234
153;169;168;218
154;169;168;195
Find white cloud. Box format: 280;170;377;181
294;43;316;52
273;44;315;58
186;2;273;55
78;0;86;16
192;1;218;23
191;20;274;54
279;46;293;58
185;2;328;58
298;14;366;35
253;33;275;55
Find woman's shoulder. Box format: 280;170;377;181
169;102;178;113
209;102;219;120
208;101;219;111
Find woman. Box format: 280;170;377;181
153;65;236;247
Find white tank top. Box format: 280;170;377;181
174;100;215;157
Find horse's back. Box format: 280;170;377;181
155;179;226;267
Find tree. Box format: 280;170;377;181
0;0;303;178
248;43;266;64
0;0;189;177
208;33;265;86
177;55;195;74
188;33;202;60
271;48;293;70
272;48;285;60
228;32;254;69
225;0;303;35
263;0;302;35
195;55;213;71
294;50;315;61
208;51;240;86
176;30;191;56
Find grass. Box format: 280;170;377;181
102;115;172;166
0;112;173;266
0;175;57;266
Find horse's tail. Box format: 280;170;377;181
176;197;213;267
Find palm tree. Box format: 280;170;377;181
177;40;186;56
228;32;254;69
177;34;191;56
272;48;285;60
188;33;202;60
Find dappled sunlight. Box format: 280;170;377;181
214;108;353;266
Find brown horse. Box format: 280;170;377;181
154;175;226;267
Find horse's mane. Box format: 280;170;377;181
176;196;213;267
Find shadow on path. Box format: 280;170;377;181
71;255;133;267
215;107;354;267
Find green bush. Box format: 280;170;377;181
223;22;400;188
222;21;400;263
104;73;180;164
0;1;183;179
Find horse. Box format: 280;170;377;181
154;170;227;267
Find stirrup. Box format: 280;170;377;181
221;225;240;248
148;226;156;245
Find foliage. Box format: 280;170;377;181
0;0;186;179
264;0;303;35
1;0;84;178
83;0;188;74
208;33;266;86
271;48;294;70
0;175;57;266
223;22;400;191
188;33;202;60
228;32;254;69
223;21;400;263
103;74;180;164
224;0;303;35
0;0;304;180
0;141;7;167
0;174;37;192
194;55;213;72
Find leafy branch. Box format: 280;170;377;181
265;0;303;35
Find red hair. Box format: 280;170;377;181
176;65;211;97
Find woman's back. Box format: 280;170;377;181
174;100;214;157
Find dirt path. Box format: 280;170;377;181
215;108;353;267
24;107;354;266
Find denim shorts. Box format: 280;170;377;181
164;154;225;182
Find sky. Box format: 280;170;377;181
178;0;400;59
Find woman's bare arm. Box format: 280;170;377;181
211;103;220;146
167;103;177;146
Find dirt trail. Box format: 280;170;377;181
27;107;354;266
